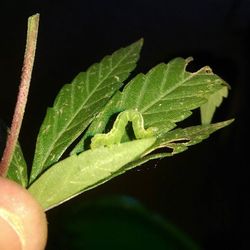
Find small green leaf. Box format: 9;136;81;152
121;119;234;172
7;142;28;187
30;40;143;183
200;85;228;124
119;58;226;133
152;119;234;154
28;137;156;210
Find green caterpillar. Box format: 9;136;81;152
90;110;157;149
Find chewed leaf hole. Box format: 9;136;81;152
170;139;190;144
149;146;173;155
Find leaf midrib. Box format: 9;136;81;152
140;67;209;113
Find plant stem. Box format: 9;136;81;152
0;14;39;177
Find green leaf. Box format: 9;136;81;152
121;119;234;172
7;142;28;187
200;85;228;124
30;39;143;183
72;57;227;154
149;119;234;155
28;137;156;210
119;57;225;133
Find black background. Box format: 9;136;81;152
0;0;249;249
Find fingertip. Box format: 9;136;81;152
0;215;22;250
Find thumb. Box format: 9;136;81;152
0;177;47;250
0;210;22;250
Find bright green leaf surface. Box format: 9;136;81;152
7;142;28;187
28;137;156;210
75;119;234;188
200;85;228;124
30;40;143;183
119;58;225;133
72;57;227;154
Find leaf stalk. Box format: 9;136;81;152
0;14;39;177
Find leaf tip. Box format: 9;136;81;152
134;38;144;50
139;37;144;43
227;118;235;125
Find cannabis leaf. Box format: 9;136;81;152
30;40;143;183
72;57;227;153
28;39;233;211
29;138;156;210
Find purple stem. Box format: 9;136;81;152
0;14;39;177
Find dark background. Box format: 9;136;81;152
0;0;248;249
